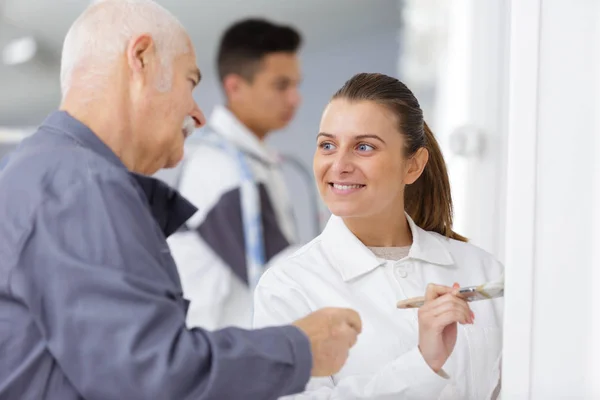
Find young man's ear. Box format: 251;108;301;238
404;147;429;184
222;74;246;102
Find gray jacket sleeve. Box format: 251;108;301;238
9;174;312;400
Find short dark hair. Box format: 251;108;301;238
217;18;302;83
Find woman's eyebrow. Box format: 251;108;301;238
355;134;386;144
316;132;334;140
316;133;386;144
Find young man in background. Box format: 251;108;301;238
168;18;303;329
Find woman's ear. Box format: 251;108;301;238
404;147;429;184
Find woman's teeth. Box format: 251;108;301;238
332;183;364;190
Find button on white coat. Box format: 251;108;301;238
396;269;408;278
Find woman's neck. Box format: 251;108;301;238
342;208;413;248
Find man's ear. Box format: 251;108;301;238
127;34;155;77
404;147;429;185
222;74;246;102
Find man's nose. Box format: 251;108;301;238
191;103;206;128
288;87;301;108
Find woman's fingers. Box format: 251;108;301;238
431;300;472;324
424;283;455;302
433;308;473;328
420;293;474;325
422;287;464;309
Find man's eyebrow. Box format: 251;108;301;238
191;68;202;86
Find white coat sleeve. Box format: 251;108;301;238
253;266;450;400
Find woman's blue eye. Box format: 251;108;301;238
320;142;335;151
357;143;374;152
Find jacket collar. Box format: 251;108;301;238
208;104;279;165
131;174;197;237
44;110;125;169
42;111;197;237
321;214;455;282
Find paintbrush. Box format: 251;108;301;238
396;273;505;309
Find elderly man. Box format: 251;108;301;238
0;1;361;399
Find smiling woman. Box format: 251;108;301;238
254;72;504;399
317;72;466;244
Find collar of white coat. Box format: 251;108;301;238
208;104;279;166
321;213;455;281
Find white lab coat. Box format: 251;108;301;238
254;214;503;399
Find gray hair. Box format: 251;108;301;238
60;0;190;99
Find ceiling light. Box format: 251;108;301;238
2;36;38;66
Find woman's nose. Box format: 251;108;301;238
331;152;354;175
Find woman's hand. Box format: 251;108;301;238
417;283;474;373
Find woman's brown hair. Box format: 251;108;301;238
332;72;467;242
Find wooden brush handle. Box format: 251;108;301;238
396;296;426;309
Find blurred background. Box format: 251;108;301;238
1;0;599;398
0;0;508;256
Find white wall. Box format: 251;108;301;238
431;0;509;258
397;0;510;259
502;0;600;398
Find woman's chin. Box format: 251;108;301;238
327;205;365;219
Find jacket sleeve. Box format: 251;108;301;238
10;174;312;400
253;267;449;400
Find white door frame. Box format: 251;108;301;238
501;0;542;397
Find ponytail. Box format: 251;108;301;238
404;121;467;242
